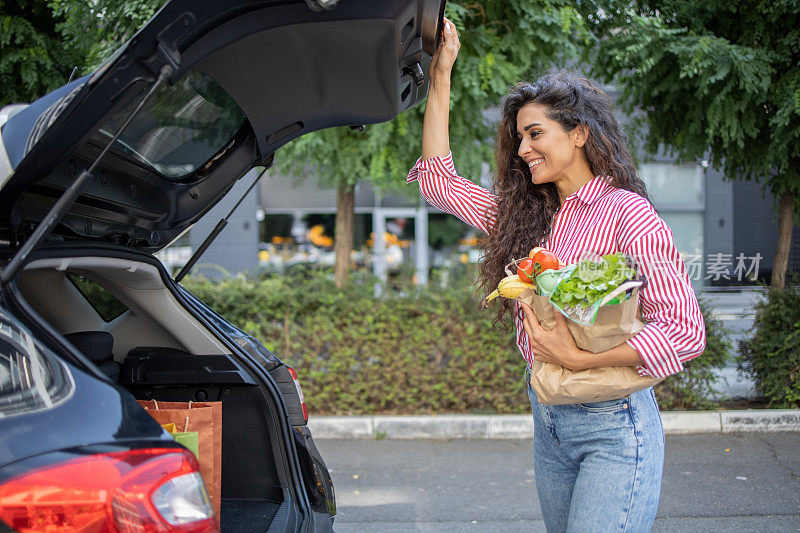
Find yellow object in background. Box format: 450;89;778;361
307;225;334;247
366;232;410;248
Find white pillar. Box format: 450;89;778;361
415;203;428;285
373;209;387;283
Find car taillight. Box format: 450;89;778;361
286;366;308;422
0;448;218;533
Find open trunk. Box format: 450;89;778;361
12;247;308;532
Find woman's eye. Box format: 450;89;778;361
530;131;541;138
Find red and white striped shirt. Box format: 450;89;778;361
407;152;705;378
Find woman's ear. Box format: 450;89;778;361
571;124;589;148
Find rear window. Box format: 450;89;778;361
90;70;246;179
0;312;73;418
67;273;129;322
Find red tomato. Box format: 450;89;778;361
517;258;536;283
531;250;560;276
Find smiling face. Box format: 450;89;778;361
515;103;590;188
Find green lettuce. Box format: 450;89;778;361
549;252;637;309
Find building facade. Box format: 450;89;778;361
174;156;798;287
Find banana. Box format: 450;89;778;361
484;274;535;302
528;247;546;259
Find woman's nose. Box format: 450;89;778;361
518;139;530;157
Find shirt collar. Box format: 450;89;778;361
565;175;614;205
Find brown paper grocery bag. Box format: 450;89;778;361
138;400;222;518
529;360;661;405
517;288;661;405
521;282;646;354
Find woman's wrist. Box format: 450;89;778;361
570;343;645;371
429;76;451;92
567;348;591;371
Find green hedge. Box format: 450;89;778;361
182;269;729;414
739;280;800;409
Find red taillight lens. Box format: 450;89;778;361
286;367;308;422
0;448;218;533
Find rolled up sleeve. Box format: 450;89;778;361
624;228;706;378
407;152;498;234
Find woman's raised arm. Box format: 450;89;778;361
421;18;460;160
408;18;498;234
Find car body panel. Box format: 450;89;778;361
0;245;335;528
0;335;167;468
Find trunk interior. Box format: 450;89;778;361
15;251;296;532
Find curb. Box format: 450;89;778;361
307;410;800;439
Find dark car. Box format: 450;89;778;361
0;0;444;531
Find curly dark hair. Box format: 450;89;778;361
477;71;649;329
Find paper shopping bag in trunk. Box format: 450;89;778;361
138;400;222;518
160;419;200;459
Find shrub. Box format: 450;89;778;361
183;269;525;415
183;269;730;413
654;298;731;410
739;280;800;408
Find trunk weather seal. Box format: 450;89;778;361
167;271;313;522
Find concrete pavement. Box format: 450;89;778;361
318;433;800;532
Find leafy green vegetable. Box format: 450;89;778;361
550;253;637;309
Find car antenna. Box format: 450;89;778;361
175;162;272;283
0;65;174;288
67;66;78;84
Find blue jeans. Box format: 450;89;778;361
526;371;664;532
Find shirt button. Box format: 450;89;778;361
623;403;628;409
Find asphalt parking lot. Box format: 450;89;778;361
318;432;800;532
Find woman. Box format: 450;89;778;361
407;19;706;532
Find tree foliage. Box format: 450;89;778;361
739;277;800;408
580;0;800;216
1;0;163;109
49;0;162;73
0;0;79;107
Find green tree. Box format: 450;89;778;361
580;0;800;290
1;0;163;109
0;0;79;108
49;0;162;73
275;1;589;286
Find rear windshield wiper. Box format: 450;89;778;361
0;65;174;288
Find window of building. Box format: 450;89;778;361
640;163;705;286
639;163;705;257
